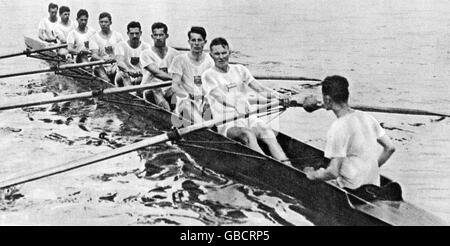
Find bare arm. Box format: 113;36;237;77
143;63;172;81
249;80;283;100
304;158;342;181
377;134;396;167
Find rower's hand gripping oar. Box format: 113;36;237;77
0;44;68;60
0;82;172;111
0;101;282;190
0;59;116;79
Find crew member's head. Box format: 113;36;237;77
99;12;112;32
127;21;142;41
59;6;70;22
151;22;169;47
210;37;230;71
187;26;207;53
48;3;59;19
321;75;350;110
76;9;89;28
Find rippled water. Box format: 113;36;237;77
1;0;449;225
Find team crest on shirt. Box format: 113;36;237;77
194;76;202;86
130;57;140;65
84;41;90;49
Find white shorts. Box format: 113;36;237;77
217;115;276;140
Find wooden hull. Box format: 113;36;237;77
24;37;446;226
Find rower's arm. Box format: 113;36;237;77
377;134;396;167
249;80;283;100
209;88;241;109
305;158;342;181
38;29;47;42
143;63;172;81
171;74;188;96
90;49;103;61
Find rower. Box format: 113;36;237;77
89;12;124;83
67;9;96;63
115;21;151;87
202;37;291;165
38;3;59;44
303;75;396;189
140;22;180;110
53;6;76;58
169;26;214;123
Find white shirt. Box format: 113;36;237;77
169;53;214;97
202;64;255;120
116;41;151;72
141;47;180;83
324;110;386;189
67;27;96;52
54;20;77;43
38;17;59;40
89;30;124;58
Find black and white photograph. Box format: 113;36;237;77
0;0;449;227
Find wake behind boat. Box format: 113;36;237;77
0;36;445;226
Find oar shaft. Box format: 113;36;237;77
0;60;115;79
351;104;449;118
255;75;321;82
0;44;68;59
0;133;170;189
0;82;172;111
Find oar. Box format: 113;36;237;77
0;60;115;79
0;44;68;60
290;100;450;118
0;100;283;189
0;82;172;111
254;75;321;82
351;104;450;118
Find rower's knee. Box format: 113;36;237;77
230;129;255;146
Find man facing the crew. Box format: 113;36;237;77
38;3;59;44
169;26;214;123
140;22;179;110
67;9;96;63
115;21;151;87
202;37;291;164
90;12;124;82
303;75;396;189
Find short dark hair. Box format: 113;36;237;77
77;9;89;19
151;22;168;34
321;75;350;103
127;21;141;32
59;6;70;15
99;12;112;22
210;37;229;51
188;26;206;40
48;3;58;11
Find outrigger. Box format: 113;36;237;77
0;37;447;226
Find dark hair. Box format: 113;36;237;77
127;21;142;32
48;3;58;11
188;26;206;40
210;37;229;50
59;6;70;15
151;22;168;34
99;12;112;22
321;75;350;103
77;9;89;19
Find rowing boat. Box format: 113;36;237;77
21;36;446;226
